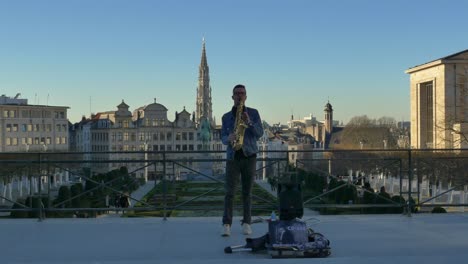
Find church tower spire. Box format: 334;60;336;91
195;38;213;127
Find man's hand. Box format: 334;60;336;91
228;133;236;142
242;112;251;125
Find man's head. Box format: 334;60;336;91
232;84;247;106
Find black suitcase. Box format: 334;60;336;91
278;183;303;220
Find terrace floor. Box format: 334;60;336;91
2;213;467;264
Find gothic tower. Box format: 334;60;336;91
195;38;213;127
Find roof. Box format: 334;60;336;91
406;49;468;73
144;102;168;112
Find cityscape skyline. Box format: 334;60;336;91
1;1;468;125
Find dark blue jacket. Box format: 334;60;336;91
221;106;263;159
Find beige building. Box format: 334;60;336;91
0;94;69;152
406;50;468;149
286;101;338;148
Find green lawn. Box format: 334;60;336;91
125;180;277;217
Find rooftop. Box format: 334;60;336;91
2;213;467;264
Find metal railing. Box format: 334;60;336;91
0;149;467;220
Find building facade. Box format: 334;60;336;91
286;101;338;148
406;49;468;149
0;94;69;152
70;40;225;178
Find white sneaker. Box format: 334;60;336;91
242;223;252;235
222;224;231;237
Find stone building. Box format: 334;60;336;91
0;94;69;152
69;40;224;178
406;49;468;149
286;101;339;148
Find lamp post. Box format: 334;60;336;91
262;131;267;181
144;142;148;182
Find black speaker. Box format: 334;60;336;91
278;183;303;220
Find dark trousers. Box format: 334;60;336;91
222;153;256;225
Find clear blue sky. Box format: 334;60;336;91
1;0;467;125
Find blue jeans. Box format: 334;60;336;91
222;153;256;225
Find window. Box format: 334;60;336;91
6;138;11;145
176;132;181;141
35;124;40;131
3;110;16;118
420;81;434;148
21;124;27;132
153;133;158;141
167;132;172;141
189;132;194;140
46;137;51;145
124;132;129;141
6;124;11;132
13;124;18;132
182;132;187;140
160;132;165;141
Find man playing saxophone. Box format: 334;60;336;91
221;84;263;236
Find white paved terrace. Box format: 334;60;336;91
1;213;467;264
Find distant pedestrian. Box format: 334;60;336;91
120;192;131;208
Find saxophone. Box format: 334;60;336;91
232;100;248;151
